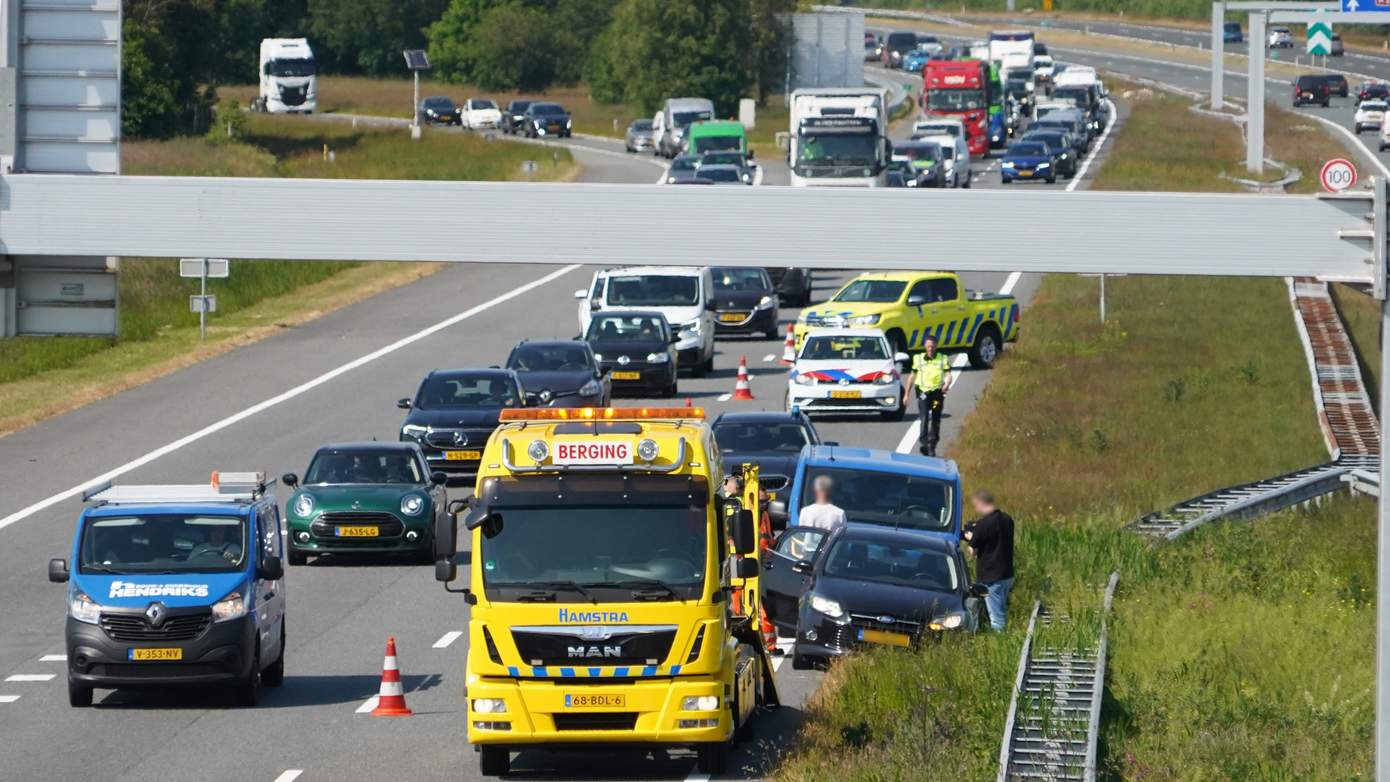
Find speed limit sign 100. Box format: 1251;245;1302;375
1320;158;1358;193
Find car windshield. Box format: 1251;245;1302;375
605;275;699;306
587;314;666;342
797;130;878;166
305;449;425;485
674;110;713;126
917;124;958;137
268;58;314;77
887;32;917;50
1010;142;1046;156
671;156;699;171
1365;102;1388;111
799;466;954;531
927;89;985;111
631;119;653;130
833;279;905;303
424;98;454;110
510;101;532;112
508;344;593;373
701;152;743;167
1054;88;1091;106
701;167;741;182
822;537;959;592
533;103;566;116
712;268;770;293
714;421;810;453
414;375;519;409
801;335;889;361
473;99;496;110
899;145;939;164
693;135;743;153
80;514;249;574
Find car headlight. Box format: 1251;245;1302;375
928;612;966;631
793;373;815;385
808;594;843;619
592;352;603;362
646;352;670;363
212;591;248;623
68;589;100;624
874;371;895;385
756;295;775;311
681;695;720;711
848;314;880;326
293;494;315;517
426;109;436;116
566;119;572;128
1002;161;1015;168
401;424;428;440
401;495;426;516
667;176;677;184
680;320;700;335
579;378;602;397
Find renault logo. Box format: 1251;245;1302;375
452;431;469;446
146;602;166;627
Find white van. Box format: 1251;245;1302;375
576;266;717;375
920;134;971;188
912;117;966;141
652;98;715;158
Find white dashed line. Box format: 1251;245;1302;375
0;695;19;703
272;771;304;782
39;654;65;662
5;674;54;682
355;695;379;714
716;393;733;402
762;353;777;363
433;631;464;649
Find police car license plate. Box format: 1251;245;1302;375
565;693;625;708
857;628;910;647
830;390;861;399
129;647;183;661
444;450;482;461
718;312;746;323
336;526;379;537
1018;170;1034;177
611;371;641;380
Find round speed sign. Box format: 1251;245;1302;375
1320;158;1358;193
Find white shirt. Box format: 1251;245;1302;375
798;502;847;532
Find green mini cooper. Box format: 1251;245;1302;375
282;441;447;564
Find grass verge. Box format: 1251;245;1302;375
773;70;1373;782
0;115;575;436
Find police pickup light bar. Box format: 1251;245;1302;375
499;407;705;422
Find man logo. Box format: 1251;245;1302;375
576;626;615;642
567;645;622;658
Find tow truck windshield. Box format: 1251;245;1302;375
796;130;878;167
798;466;953;531
81;515;248;573
268;58;315;77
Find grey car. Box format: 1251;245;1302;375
625;119;655;153
664;154;701;184
698;150;754;184
695;163;750;186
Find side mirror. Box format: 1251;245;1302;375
969;582;990;598
282;473;299;488
434;508;458;569
768;499;788;522
746;149;755;160
791;559;814;574
397;398;412;410
574;289;587;299
704;299;716;312
735;557;759;579
906;294;926;306
823;440;840;447
590;300;602;311
894;352;910;363
260;557;284;581
732;509;756;555
670;333;681;344
431;471;447;486
48;558;69;583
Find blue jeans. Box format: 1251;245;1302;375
985;577;1014;631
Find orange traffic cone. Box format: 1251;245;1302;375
780;325;796;365
761;606;779;654
732;356;755;400
371;636;413;717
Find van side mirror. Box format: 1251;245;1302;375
969;582;990;598
436;504;461;561
48;558;69;583
746;149;755;160
894;352;910;363
704;299;716;312
431;471;448;486
733;509;756;555
768;500;788;522
735;557;759;579
260;557;284;581
397;398;412;410
282;473;299;488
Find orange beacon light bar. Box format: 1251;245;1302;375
499;407;706;422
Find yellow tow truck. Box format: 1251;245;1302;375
433;406;779;777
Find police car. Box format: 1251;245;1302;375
49;472;287;707
786;328;907;419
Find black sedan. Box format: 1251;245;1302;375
710;267;779;338
1019;130;1077;178
583;311;679;397
397;368;524;485
664;154;702;184
761;524;983;669
418;96;460;126
505;339;612;408
523;101;572;138
502;99;533;133
711;410;820;498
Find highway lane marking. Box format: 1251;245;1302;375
0;695;18;704
433;631;464;649
39;654;65;662
272;770;304;782
356;695;379;714
1302;113;1390;179
717;393;733;402
762;353;777;363
1066;98;1119;192
0;264;582;533
894;271;1023;454
4;674;54;682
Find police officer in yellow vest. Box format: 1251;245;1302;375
904;335;952;457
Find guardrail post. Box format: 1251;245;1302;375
1211;1;1226;109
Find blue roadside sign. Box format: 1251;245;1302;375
1344;0;1390;11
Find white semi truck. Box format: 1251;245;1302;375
787;87;890;188
254;38;317;114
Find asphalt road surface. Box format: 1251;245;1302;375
0;33;1262;781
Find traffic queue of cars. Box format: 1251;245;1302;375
1350;79;1390;150
998;64;1110;185
415;95;573;137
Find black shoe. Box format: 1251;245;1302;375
919;445;931;456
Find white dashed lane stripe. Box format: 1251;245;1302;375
39;655;65;662
355;695;379;714
0;695;19;703
5;674;55;682
433;631;464;649
272;771;304;782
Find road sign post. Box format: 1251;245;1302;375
180;258;228;341
403;49;431;140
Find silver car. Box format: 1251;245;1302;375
625;119;655;153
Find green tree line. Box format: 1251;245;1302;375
122;0;793;138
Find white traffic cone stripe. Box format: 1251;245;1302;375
378;680;403;697
383;657;399;671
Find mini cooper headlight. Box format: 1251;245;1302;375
401;495;425;516
293;494;314;517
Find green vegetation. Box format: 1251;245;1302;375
1091;88;1242;192
774;79;1373;782
427;0;617;90
1333;284;1381;402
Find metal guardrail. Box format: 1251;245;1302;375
997;572;1119;782
1345;468;1382;497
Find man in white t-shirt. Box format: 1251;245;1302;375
797;475;847;531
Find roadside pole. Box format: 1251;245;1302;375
199;258;207;341
1378;176;1390;782
1247;11;1266;173
1099;275;1106;324
1211;1;1226;109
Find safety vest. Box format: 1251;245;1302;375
912;351;951;392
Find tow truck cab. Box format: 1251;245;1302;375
435;407;777;777
48;472;287;707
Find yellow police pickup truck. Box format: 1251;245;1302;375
793;271;1020;368
432;407;778;777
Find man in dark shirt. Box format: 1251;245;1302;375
963;489;1015;631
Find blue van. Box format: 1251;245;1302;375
48;472;287;707
779;445;963;545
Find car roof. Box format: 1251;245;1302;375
318;441;419;453
426;367;516;380
802;327;887;339
829;522;959;552
590;309;670;322
916;134;956;146
802;444;960;481
712;410;807;425
843;271;945;282
513;339;589;350
690;119;744;134
600;265;706;278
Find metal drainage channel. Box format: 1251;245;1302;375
1130;278;1381;541
996;572;1120;782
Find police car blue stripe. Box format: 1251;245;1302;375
642;665;657;677
614;666;629;677
560;667;575;678
966;313;984;343
533;666;547;677
508;666;519;677
908;328;919;347
933;323;944;343
942;320;956;344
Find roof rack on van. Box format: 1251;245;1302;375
82;471;275;506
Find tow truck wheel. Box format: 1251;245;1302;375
479;746;510;776
696;742;729;775
68;679;92;707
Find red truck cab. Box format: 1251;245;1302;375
923;60;989;157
